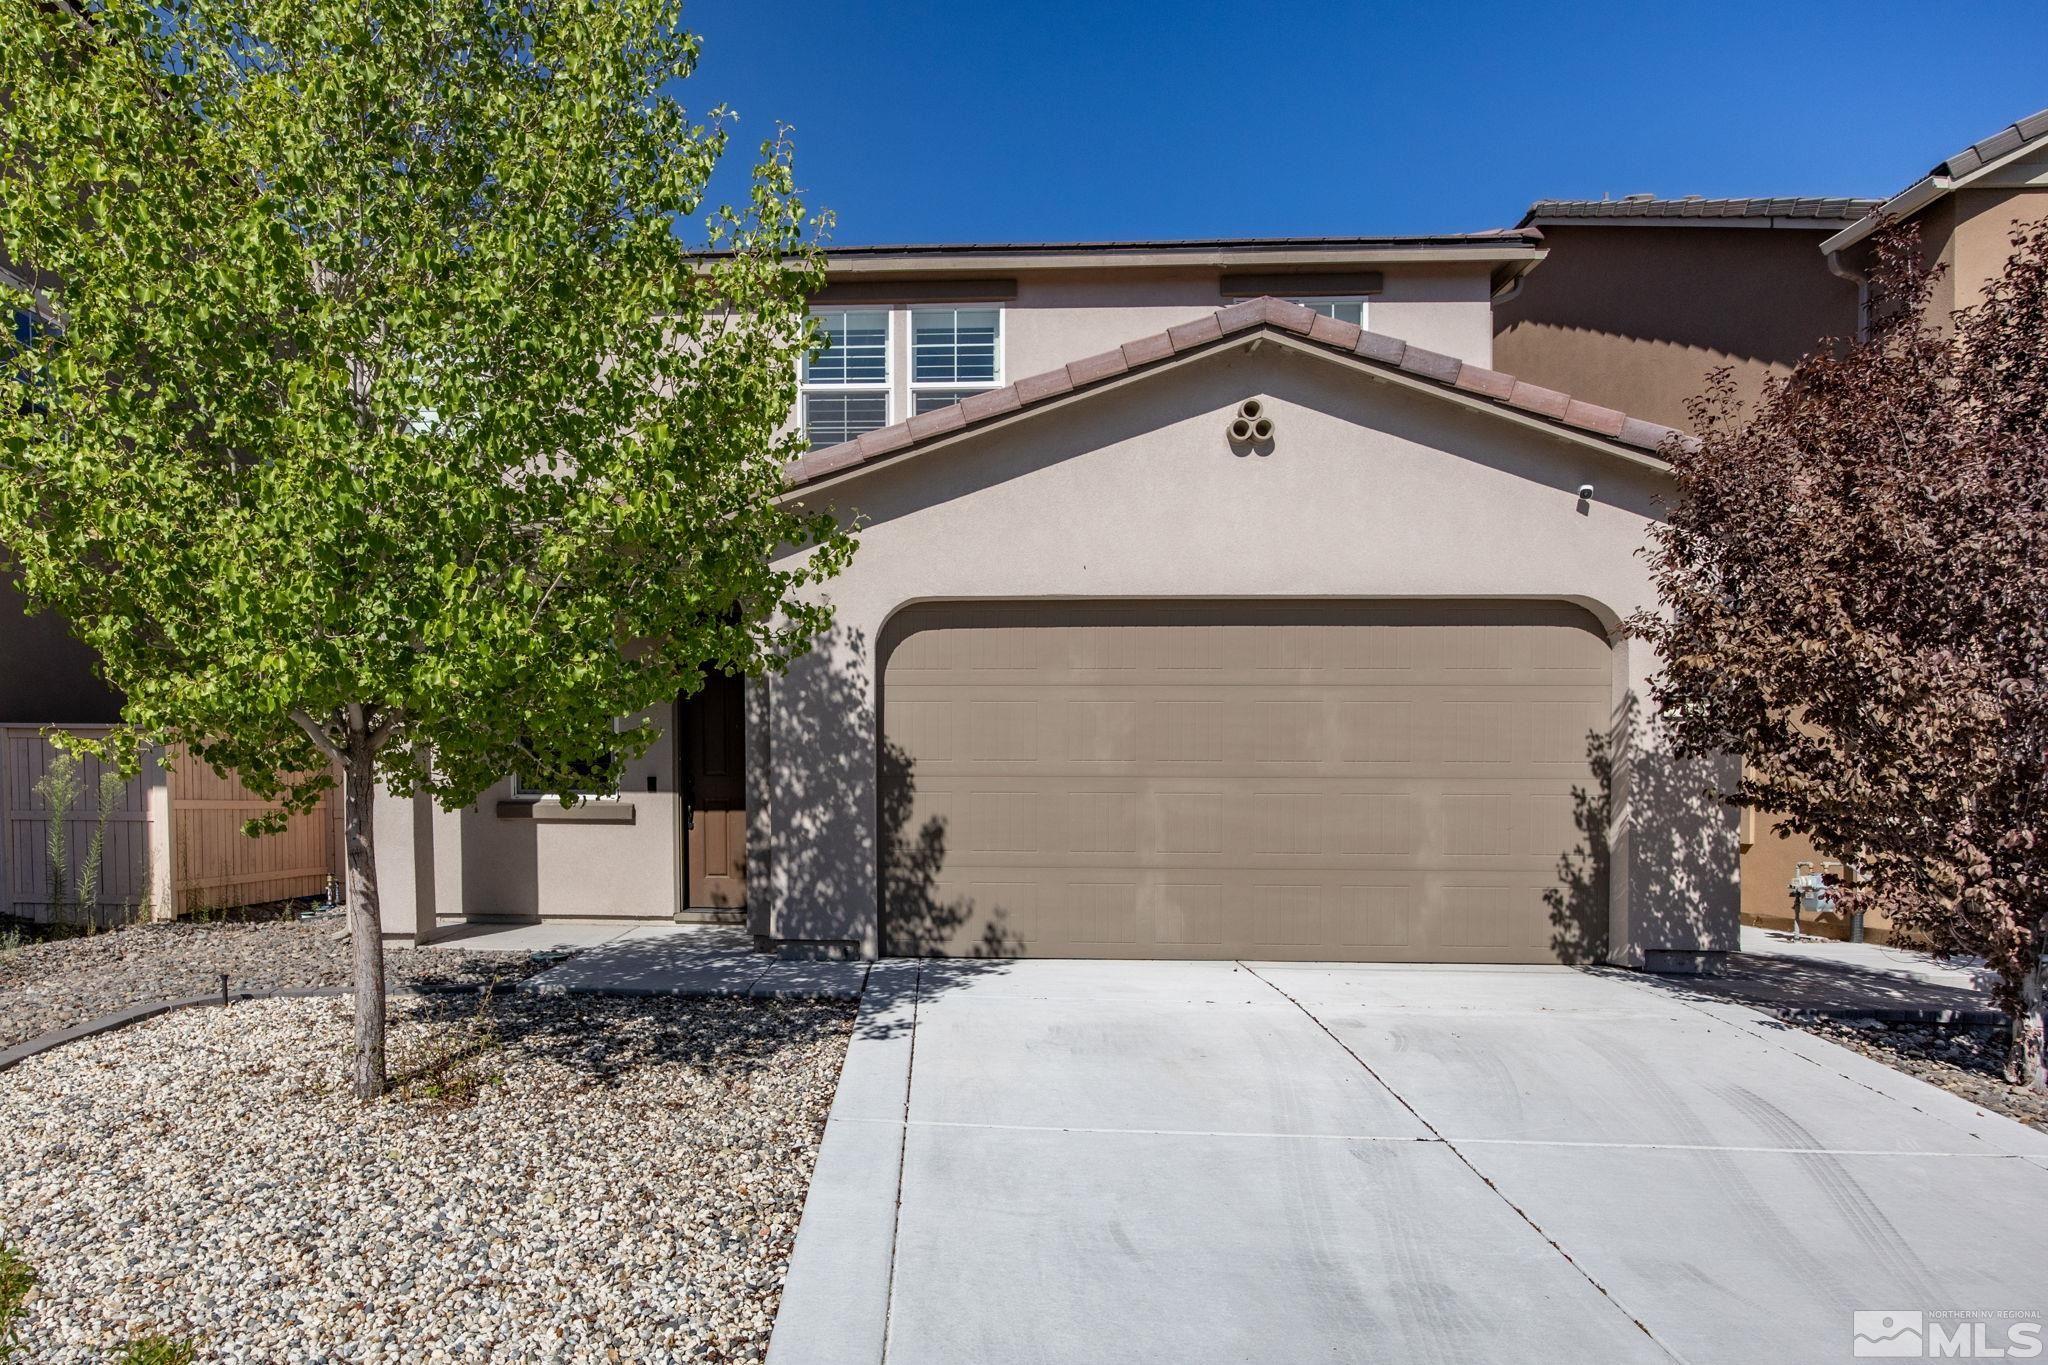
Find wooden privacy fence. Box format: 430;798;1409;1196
0;725;340;923
167;748;338;913
0;726;157;922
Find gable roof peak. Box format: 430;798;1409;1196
785;298;1693;491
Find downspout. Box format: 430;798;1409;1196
1489;258;1538;370
1826;249;1869;341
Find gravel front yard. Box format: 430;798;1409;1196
0;919;554;1050
1;991;853;1362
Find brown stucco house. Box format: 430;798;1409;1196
1491;197;1878;937
2;260;340;924
1494;195;1873;427
1;262;124;733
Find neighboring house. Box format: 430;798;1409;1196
1821;107;2048;326
374;235;1742;972
1492;199;1874;938
2;266;120;729
1492;107;2048;944
1493;196;1871;428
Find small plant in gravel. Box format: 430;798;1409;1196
30;751;133;933
115;1336;197;1365
0;1242;36;1360
391;984;508;1109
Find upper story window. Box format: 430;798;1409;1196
8;305;53;416
801;308;890;447
911;306;1002;414
1289;298;1367;327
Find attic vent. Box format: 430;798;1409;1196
1228;399;1274;446
1620;193;1656;203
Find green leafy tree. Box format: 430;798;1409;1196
0;0;853;1099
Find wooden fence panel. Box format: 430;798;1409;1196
167;747;335;914
0;725;153;922
0;727;334;923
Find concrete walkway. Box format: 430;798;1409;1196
1627;924;2006;1023
424;918;648;954
1738;923;1999;991
769;960;2048;1365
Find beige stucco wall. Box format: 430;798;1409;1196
1000;262;1498;371
757;338;1739;964
374;706;683;936
837;263;1500;433
1367;265;1497;367
1948;183;2048;312
1858;148;2048;333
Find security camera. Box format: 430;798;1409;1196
1576;483;1595;501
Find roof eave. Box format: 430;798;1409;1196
1822;110;2048;255
1523;214;1859;232
819;241;1545;275
1819;175;1954;255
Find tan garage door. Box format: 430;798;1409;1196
879;601;1612;962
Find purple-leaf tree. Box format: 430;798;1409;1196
1633;223;2048;1091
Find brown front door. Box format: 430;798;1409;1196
682;671;747;909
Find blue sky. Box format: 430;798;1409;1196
683;0;2048;245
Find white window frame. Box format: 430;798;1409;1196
510;779;623;801
1285;297;1369;328
800;307;893;446
908;305;1005;416
511;761;624;801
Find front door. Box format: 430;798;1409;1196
682;672;747;909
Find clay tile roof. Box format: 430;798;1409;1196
1517;196;1879;227
1824;107;2048;253
783;300;1695;489
1931;107;2048;181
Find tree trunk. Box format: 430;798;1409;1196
342;736;386;1102
2017;954;2046;1095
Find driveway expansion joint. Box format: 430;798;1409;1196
1238;961;1693;1365
840;1115;2033;1159
877;962;923;1365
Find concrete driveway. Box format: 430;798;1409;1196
767;959;2048;1365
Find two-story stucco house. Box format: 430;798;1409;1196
373;231;1742;972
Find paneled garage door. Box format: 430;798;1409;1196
878;601;1612;962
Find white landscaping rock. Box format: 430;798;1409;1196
1;992;853;1362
